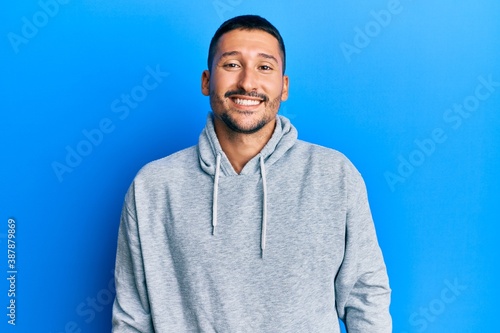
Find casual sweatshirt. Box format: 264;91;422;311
112;114;392;333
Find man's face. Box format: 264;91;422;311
202;29;289;134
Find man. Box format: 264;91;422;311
112;15;391;332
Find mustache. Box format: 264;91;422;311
224;89;269;102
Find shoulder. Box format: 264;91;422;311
122;146;199;212
133;146;198;187
290;140;365;191
294;140;359;173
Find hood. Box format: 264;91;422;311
198;113;297;176
197;113;298;256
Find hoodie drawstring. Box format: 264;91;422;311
211;153;268;257
212;153;221;235
259;155;268;256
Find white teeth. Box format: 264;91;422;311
234;98;260;106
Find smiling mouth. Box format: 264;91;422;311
225;89;268;107
231;97;262;106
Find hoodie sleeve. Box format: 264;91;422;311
112;186;154;332
334;170;392;332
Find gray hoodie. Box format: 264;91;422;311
112;114;391;332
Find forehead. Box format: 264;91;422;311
215;29;281;60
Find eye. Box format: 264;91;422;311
222;63;240;69
259;65;273;71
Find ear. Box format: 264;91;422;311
201;70;210;96
281;75;289;101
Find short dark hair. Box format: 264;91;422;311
207;15;286;74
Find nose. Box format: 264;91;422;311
237;67;257;92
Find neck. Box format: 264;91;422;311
213;117;276;174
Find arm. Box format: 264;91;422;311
112;186;154;332
335;172;392;332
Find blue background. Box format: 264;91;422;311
2;0;499;332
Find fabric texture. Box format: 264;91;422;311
112;114;392;332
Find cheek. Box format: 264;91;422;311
211;82;228;98
211;72;233;91
265;79;285;97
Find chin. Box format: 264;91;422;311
221;112;270;134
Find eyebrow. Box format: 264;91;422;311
219;51;279;64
